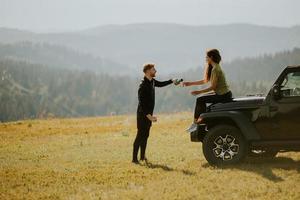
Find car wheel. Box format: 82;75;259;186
202;125;248;166
248;149;278;158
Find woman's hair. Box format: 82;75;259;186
204;49;222;81
207;49;222;64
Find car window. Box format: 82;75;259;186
281;72;300;97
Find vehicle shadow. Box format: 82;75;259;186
202;156;300;182
144;161;196;176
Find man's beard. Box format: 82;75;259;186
150;73;156;77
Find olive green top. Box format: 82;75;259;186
210;64;230;95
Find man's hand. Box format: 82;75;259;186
191;90;202;96
172;78;183;86
146;114;157;122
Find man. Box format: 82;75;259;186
132;63;180;164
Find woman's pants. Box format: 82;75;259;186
194;91;232;119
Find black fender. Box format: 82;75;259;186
200;111;260;140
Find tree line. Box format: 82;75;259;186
1;48;300;122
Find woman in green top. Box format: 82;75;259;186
183;49;232;132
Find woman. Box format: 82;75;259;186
183;49;232;132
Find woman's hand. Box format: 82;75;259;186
182;81;191;87
191;90;202;96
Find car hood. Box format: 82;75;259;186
209;96;266;111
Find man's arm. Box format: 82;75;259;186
138;84;151;115
154;79;173;87
138;84;157;122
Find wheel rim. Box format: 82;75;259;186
212;134;239;161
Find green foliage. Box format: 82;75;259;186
0;59;137;122
1;48;300;122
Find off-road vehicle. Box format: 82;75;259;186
191;66;300;166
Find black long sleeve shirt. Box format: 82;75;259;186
137;76;173;116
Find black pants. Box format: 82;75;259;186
194;91;232;119
133;114;152;161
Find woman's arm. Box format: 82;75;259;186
183;79;207;87
191;74;218;95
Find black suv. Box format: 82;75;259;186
191;66;300;166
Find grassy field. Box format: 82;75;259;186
0;112;300;200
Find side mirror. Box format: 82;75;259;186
272;85;281;100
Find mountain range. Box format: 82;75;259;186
0;23;300;74
0;42;132;76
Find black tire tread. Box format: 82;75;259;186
202;124;248;166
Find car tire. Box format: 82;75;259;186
202;125;248;166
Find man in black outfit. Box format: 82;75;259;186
132;63;179;164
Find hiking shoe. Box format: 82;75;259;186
186;123;197;133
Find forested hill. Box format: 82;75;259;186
0;42;132;76
222;48;300;82
0;59;138;122
1;48;300;122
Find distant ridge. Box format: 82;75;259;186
0;23;299;74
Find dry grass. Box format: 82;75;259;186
0;112;300;200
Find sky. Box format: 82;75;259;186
1;0;300;32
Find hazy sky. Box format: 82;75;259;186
1;0;300;32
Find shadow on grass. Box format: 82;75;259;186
202;156;300;182
144;161;196;176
